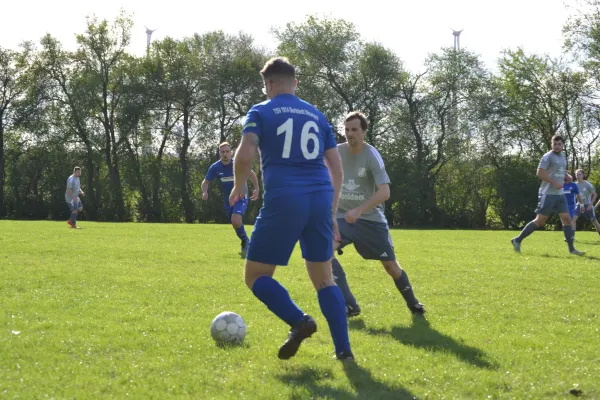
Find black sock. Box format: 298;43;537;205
331;258;358;308
394;270;419;307
516;220;537;242
563;225;575;252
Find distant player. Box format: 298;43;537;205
229;57;353;361
511;135;584;255
327;111;425;319
571;169;600;238
563;171;584;222
65;166;84;229
202;142;259;256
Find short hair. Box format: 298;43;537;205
576;168;585;178
345;111;368;131
219;142;231;150
260;57;296;81
552;135;565;144
74;166;81;172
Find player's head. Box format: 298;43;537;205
576;168;585;181
551;135;564;153
219;142;232;163
344;111;368;148
260;57;297;99
73;166;81;177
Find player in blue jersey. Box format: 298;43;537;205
202;142;259;256
563;172;584;220
229;57;353;361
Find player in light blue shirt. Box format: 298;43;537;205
229;57;353;361
511;135;584;255
571;168;600;238
65;166;84;229
202;142;259;256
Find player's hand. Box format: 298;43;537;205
332;217;341;243
587;204;593;212
229;186;245;206
80;190;85;197
345;208;362;224
250;188;259;201
202;192;208;201
552;180;563;190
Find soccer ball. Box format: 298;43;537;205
210;311;246;345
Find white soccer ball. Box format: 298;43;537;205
210;311;246;345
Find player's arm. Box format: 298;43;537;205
590;185;597;209
537;168;562;190
231;133;259;205
357;148;391;213
358;184;390;214
202;167;214;200
324;148;343;216
248;170;260;200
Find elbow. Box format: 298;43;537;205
381;186;391;201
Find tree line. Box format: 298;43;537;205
2;3;600;229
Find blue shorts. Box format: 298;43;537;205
568;204;577;219
225;198;248;221
247;190;334;266
67;199;83;212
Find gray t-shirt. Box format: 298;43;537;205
538;151;566;195
576;181;596;205
65;175;80;202
336;143;390;223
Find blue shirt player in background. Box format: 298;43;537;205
202;142;260;257
229;57;353;361
563;171;584;221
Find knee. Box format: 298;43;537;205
231;215;242;229
382;260;402;279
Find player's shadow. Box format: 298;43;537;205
540;253;600;261
277;363;417;400
350;316;497;370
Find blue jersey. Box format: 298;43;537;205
241;94;337;199
205;160;236;206
563;182;580;206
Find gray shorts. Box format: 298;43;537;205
535;194;568;216
575;205;597;221
337;218;396;261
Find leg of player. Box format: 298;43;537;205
306;260;354;361
330;251;360;317
592;218;600;236
559;212;584;256
570;214;577;241
230;198;249;256
381;260;425;315
511;214;548;253
244;260;310;358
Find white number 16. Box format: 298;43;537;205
276;118;320;160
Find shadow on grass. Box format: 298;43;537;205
350;316;498;370
539;253;600;261
277;363;417;400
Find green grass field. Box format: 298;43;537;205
1;221;599;399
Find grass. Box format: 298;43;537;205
1;221;599;399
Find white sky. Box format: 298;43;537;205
1;0;576;73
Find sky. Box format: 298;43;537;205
1;0;578;73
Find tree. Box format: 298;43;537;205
0;43;35;218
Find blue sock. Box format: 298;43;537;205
71;212;77;226
318;285;351;354
235;224;248;242
251;276;304;327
